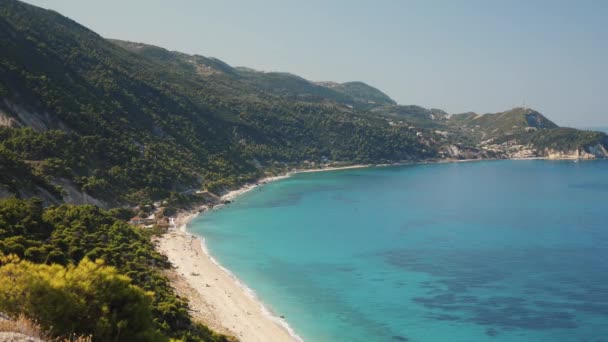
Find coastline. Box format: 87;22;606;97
156;226;300;342
155;157;589;341
220;164;372;201
156;164;371;341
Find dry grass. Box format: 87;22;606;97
0;315;92;342
0;315;46;340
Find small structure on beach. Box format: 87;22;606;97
129;216;156;226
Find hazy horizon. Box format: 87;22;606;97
24;0;608;127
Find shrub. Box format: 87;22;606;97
0;255;165;341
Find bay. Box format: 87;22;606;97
190;160;608;341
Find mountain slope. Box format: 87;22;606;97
114;39;395;110
370;105;449;128
0;0;430;205
316;81;397;108
111;39;608;160
445;108;607;159
454;107;558;137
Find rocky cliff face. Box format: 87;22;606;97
51;178;109;209
0;100;71;132
0;111;20;128
463;136;608;160
587;144;608;158
544;144;608;160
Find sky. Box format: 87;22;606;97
24;0;608;127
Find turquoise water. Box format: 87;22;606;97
190;160;608;341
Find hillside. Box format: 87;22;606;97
444;108;607;159
370;105;449;128
453;107;559;138
0;198;231;341
316;81;397;108
113;40;396;110
0;0;430;207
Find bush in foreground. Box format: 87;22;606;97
0;255;164;341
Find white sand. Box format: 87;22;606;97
156;171;314;342
153;164;388;341
157;228;299;342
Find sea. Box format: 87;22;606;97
189;159;608;341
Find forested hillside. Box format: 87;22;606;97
0;198;230;341
0;0;433;207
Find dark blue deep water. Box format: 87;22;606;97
190;160;608;341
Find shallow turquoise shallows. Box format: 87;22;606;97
189;160;608;342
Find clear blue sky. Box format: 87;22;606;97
25;0;608;127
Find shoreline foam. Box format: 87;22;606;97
158;223;302;341
157;164;374;341
163;165;375;340
179;211;303;341
157;172;318;341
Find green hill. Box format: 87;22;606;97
452;107;559;138
112;40;394;110
316;81;397;108
0;0;430;206
370;105;448;128
444;108;608;158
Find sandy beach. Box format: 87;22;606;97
154;171;318;342
155;165;376;341
157;228;299;342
